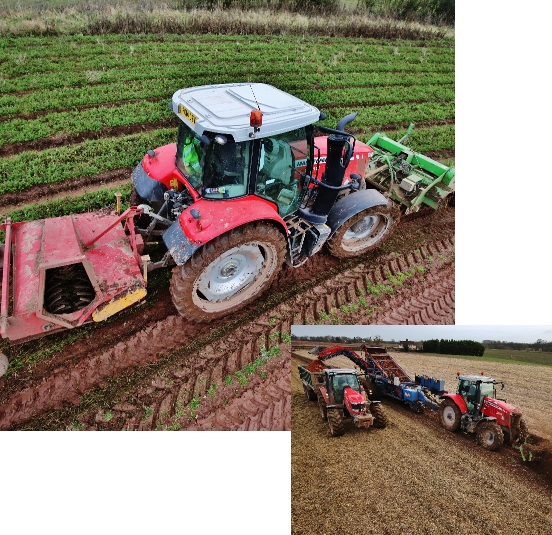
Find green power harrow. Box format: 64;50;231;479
365;125;455;213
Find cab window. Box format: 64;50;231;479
255;127;310;216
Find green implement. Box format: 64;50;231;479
366;124;455;213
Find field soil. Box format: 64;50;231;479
0;209;453;430
291;352;552;535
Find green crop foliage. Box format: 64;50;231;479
0;32;453;220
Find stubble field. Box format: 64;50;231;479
291;350;552;535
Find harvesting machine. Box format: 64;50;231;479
309;346;528;451
299;361;387;437
0;83;455;344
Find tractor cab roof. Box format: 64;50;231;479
170;83;320;142
458;375;495;383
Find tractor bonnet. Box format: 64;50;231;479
170;83;320;142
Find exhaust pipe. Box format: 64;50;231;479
310;112;358;218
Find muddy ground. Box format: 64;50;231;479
291;354;552;535
0;207;454;430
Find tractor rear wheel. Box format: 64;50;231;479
304;383;317;401
439;399;461;432
326;201;398;259
170;222;286;322
317;392;327;421
370;403;388;429
476;421;504;451
327;408;345;437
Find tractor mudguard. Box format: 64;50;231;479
162;220;200;265
176;197;287;248
441;393;468;414
326;188;388;235
131;162;167;203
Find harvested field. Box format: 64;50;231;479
291;354;552;535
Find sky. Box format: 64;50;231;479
291;325;552;343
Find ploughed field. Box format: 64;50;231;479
0;33;454;429
291;352;552;535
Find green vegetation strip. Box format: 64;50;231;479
417;350;552;367
1;59;453;93
0;129;173;194
0;72;454;116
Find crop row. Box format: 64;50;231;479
0;121;453;200
5;183;133;223
319;102;454;131
1;44;453;77
0;57;453;94
0;129;174;195
0;70;454;116
0;100;173;145
0;34;454;60
0;94;453;147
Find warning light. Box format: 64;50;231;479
250;109;263;128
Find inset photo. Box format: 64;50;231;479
291;325;552;535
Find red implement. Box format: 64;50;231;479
0;208;146;342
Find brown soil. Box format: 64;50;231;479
0;207;454;430
291;356;552;535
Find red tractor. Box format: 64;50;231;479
316;368;388;437
439;373;528;451
131;82;453;322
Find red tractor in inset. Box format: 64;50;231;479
439;373;528;451
316;368;388;437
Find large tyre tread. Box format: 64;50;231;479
371;402;388;429
439;398;461;432
170;222;286;323
326;200;399;259
327;408;345;437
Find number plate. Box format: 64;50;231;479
178;104;198;125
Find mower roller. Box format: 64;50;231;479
1;83;455;344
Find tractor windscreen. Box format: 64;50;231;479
176;122;205;189
479;382;495;401
175;122;250;199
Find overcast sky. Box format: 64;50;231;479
290;325;552;343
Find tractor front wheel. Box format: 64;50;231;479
327;201;398;259
477;421;504;451
439;399;461;432
371;403;388;429
170;222;285;322
327;408;345;437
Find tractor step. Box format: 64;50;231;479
1;209;146;342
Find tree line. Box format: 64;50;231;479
422;339;485;357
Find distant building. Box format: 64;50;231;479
401;340;423;351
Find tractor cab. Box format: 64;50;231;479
329;370;362;404
456;375;502;414
168;83;319;215
174;119;311;216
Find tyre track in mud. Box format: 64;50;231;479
0;209;454;430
